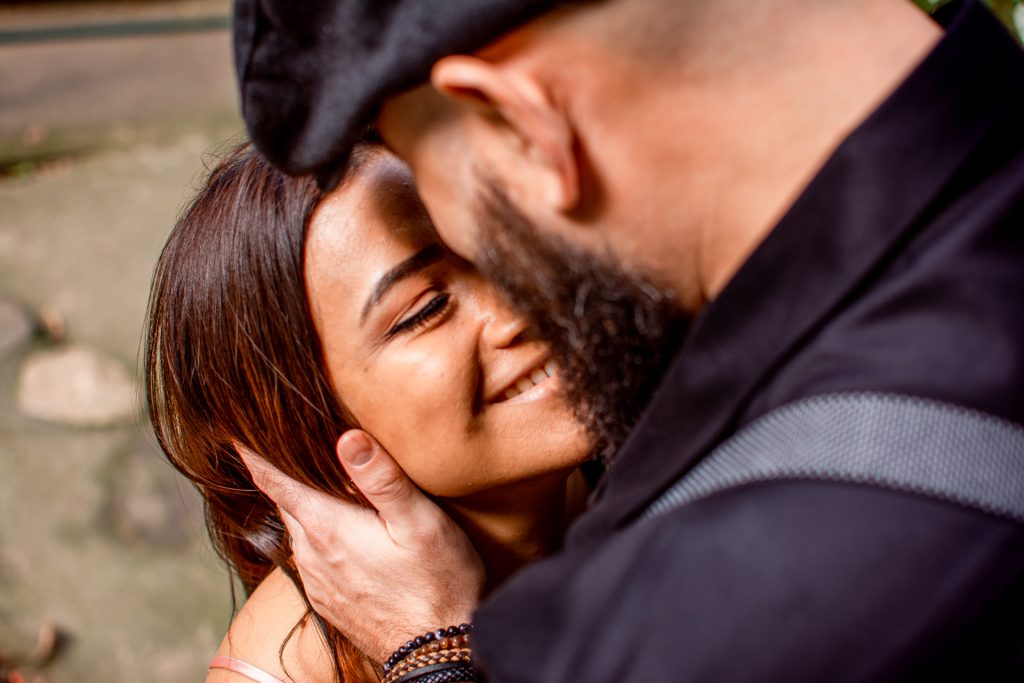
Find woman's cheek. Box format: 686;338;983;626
363;351;476;493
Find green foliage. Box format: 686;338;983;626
914;0;1023;42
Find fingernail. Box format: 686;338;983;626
339;432;373;467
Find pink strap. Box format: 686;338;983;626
208;655;287;683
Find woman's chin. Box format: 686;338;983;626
412;428;588;500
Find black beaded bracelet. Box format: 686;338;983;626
383;624;474;673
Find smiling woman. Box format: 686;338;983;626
305;152;587;500
144;140;591;683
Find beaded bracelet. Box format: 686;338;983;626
383;624;474;674
384;648;472;682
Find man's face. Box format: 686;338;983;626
470;178;688;461
376;87;501;262
378;96;689;459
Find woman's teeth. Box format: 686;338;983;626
503;361;558;401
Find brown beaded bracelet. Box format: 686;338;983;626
384;648;472;682
383;625;474;673
382;624;478;683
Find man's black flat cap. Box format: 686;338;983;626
234;0;561;189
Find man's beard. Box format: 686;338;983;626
475;181;689;464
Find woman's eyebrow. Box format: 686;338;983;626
360;243;445;324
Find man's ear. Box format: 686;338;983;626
431;55;580;213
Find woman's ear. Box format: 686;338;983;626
430;55;580;213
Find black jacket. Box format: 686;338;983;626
474;2;1024;680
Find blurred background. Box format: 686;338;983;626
0;1;1021;682
1;1;239;681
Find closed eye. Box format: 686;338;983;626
385;292;451;338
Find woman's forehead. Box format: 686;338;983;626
304;153;440;316
312;152;436;250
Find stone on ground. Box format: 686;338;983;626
16;345;136;426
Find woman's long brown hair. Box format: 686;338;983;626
145;140;379;681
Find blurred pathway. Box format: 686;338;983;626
0;0;238;171
0;3;243;681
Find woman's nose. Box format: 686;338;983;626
479;299;528;350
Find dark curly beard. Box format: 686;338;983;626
474;180;688;464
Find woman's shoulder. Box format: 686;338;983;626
205;567;337;683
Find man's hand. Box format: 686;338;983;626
239;430;485;662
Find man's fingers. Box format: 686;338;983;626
237;444;368;543
237;445;308;516
336;431;442;540
237;437;441;551
280;507;315;577
280;507;305;541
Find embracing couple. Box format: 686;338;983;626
145;0;1024;681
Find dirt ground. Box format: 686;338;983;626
0;3;247;680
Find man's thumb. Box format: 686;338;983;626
336;430;423;520
337;430;375;468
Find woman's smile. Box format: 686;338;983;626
491;358;560;404
304;150;590;499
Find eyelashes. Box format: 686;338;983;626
386;292;452;338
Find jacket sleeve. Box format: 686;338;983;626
472;479;1024;683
